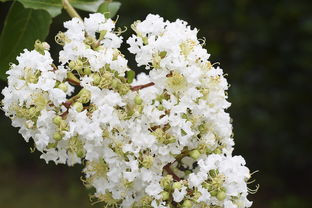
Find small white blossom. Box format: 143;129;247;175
2;13;254;208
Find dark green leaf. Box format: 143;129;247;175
71;0;104;12
97;1;121;18
127;70;135;83
18;0;63;17
0;2;52;80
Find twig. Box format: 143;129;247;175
131;82;155;91
163;163;180;181
66;78;81;86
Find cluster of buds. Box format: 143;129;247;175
2;13;256;208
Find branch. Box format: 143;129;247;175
66;78;81;86
163;163;180;181
131;82;155;91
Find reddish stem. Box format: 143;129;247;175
66;78;81;86
131;82;155;91
163;163;180;181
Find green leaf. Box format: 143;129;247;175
17;0;63;17
71;0;104;13
0;2;52;80
15;0;106;17
97;1;121;18
126;70;135;84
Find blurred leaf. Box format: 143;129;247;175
97;1;121;18
18;0;62;17
127;70;135;83
71;0;104;12
14;0;106;17
0;2;52;80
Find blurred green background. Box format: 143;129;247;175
0;0;311;207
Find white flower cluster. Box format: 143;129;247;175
2;13;254;208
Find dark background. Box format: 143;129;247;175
0;0;311;207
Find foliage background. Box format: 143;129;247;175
0;0;311;207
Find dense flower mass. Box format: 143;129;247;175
2;13;255;208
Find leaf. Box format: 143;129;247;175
0;2;52;80
16;0;106;18
18;0;63;17
97;1;121;18
126;70;135;84
71;0;104;13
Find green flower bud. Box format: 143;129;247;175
159;51;167;59
161;191;170;200
189;149;201;160
84;36;96;45
157;104;165;111
181;113;188;119
99;30;107;40
172;182;182;190
160;175;173;189
206;148;213;154
214;148;222;154
57;83;68;92
74;59;83;72
92;73;101;85
210;190;218;197
82;67;91;76
182;200;192;208
117;84;130;95
209;169;219;178
165;135;176;144
216;191;226;201
53;132;63;141
47;142;57;149
76;149;85;158
68;60;76;70
142;36;148;45
73;102;83;112
142;155;153;169
53;116;63;126
137;105;144;114
77;89;91;104
193;190;202;200
134;95;143;105
111;79;119;89
198;123;207;134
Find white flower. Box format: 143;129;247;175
1;13;254;208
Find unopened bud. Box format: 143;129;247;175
73;102;83;112
172;182;182;190
134;95;143;105
161;191;170;200
216;191;226;201
189;149;201;160
53;116;63;126
53;132;63;141
57;83;68;92
182;200;192;208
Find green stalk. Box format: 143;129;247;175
62;0;82;20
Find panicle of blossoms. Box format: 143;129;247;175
1;13;256;208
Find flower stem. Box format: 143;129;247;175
131;82;155;91
62;0;82;20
